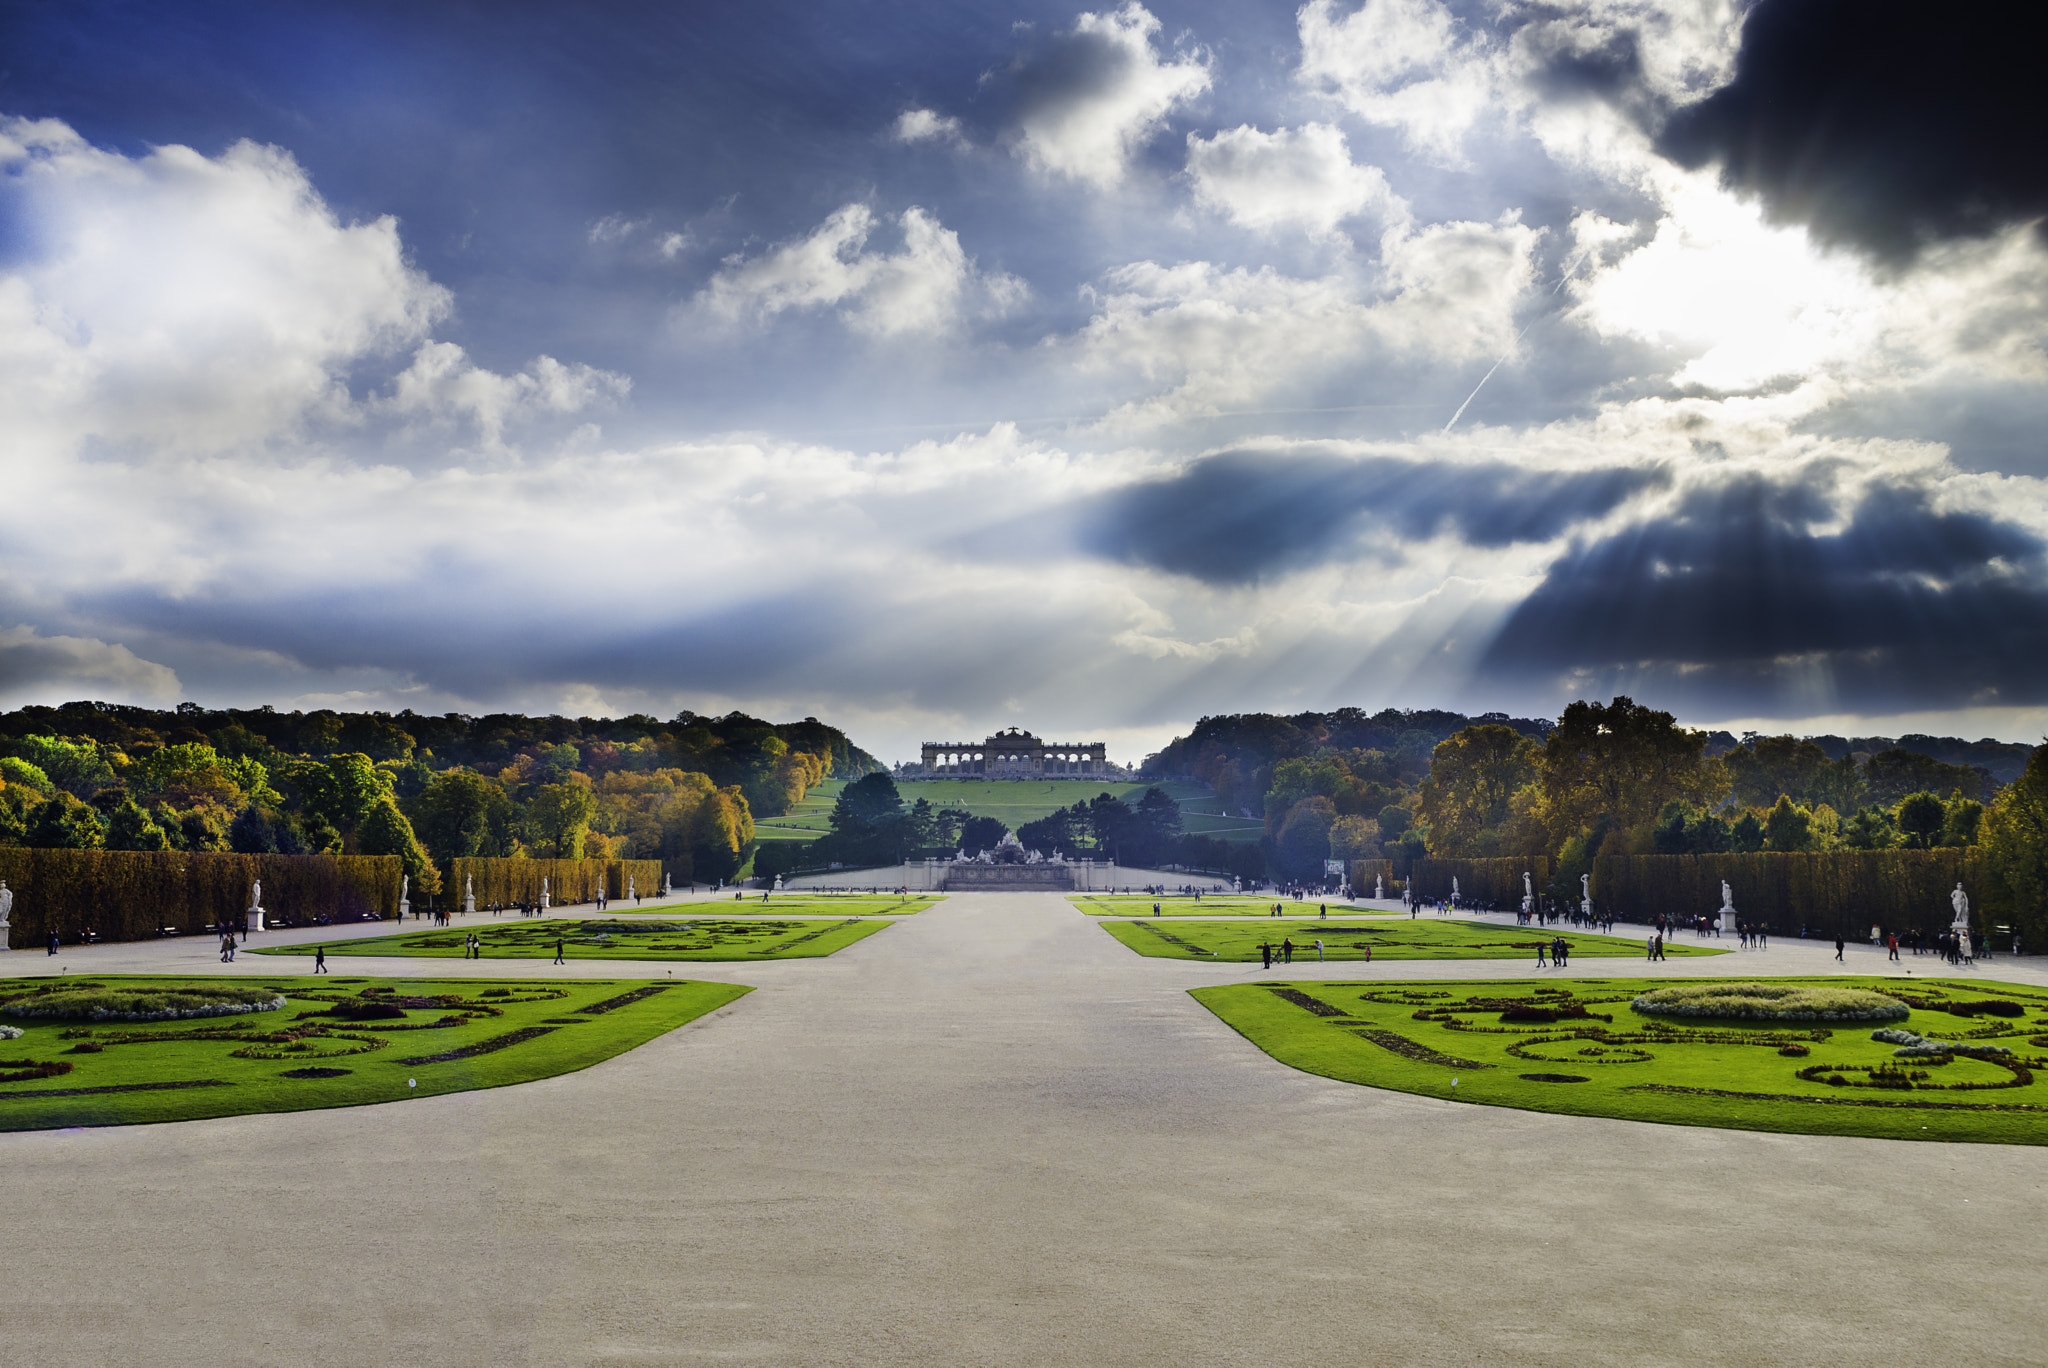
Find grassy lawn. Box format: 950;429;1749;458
258;916;895;961
623;895;938;916
1073;895;1372;917
754;778;845;842
0;973;748;1131
897;777;1265;844
1193;976;2048;1144
1102;918;1726;961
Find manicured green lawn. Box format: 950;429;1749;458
258;916;894;961
1193;976;2048;1144
1073;895;1375;917
753;778;846;842
1101;918;1725;960
896;777;1264;843
0;973;748;1131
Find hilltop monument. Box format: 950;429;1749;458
917;727;1111;778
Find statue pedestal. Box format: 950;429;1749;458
246;907;265;933
398;899;410;922
1720;907;1736;933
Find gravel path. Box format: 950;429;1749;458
2;892;2043;1367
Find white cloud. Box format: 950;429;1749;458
894;108;966;146
0;116;448;456
1013;3;1211;189
380;342;630;449
1297;0;1495;163
1073;214;1539;426
1184;122;1406;237
695;204;1025;337
0;625;182;706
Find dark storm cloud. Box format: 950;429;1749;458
1480;469;2048;713
1658;0;2048;262
1082;450;1665;584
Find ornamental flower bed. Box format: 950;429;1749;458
1630;983;1908;1023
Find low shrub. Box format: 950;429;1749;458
0;985;285;1023
326;1001;407;1021
1631;982;1907;1023
1779;1043;1810;1057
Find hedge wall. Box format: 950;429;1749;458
1591;850;1986;938
1406;857;1555;908
1349;859;1394;893
446;858;664;908
1;849;402;949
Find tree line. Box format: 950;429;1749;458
0;701;879;894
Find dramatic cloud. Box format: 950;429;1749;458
0;625;181;706
1009;3;1211;188
1183;123;1405;237
1659;0;2048;262
1297;0;1495;162
1482;461;2048;715
695;203;1024;337
1084;447;1666;584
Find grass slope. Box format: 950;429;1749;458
644;895;938;916
1074;895;1375;917
0;973;748;1131
259;916;894;961
1194;976;2048;1144
1102;918;1726;961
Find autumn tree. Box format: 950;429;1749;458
359;799;442;895
529;780;598;859
1416;724;1537;856
1981;745;2048;943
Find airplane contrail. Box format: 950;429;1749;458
1443;248;1589;433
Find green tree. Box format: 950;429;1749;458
1416;724;1537;856
1982;745;2048;943
407;770;515;860
292;753;392;845
1762;794;1814;851
829;773;902;833
1941;792;1985;847
359;799;442;895
0;757;54;797
1895;792;1946;849
529;781;597;859
1537;697;1730;839
1729;811;1765;852
1841;805;1898;850
27;795;106;848
107;798;173;851
11;736;115;798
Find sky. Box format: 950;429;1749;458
2;0;2046;766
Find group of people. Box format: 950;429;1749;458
1257;937;1335;968
1533;936;1572;967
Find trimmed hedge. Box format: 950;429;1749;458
445;858;664;908
0;849;401;948
1591;849;1984;937
1406;857;1555;907
1348;858;1394;893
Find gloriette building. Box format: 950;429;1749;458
918;727;1110;778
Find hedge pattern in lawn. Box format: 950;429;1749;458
0;849;401;949
262;917;892;961
1192;976;2048;1144
1;983;285;1022
1102;918;1725;962
0;974;751;1130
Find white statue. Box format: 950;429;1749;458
0;879;11;930
463;874;476;916
772;874;783;891
246;880;265;934
249;879;263;911
1951;882;1970;930
1374;874;1383;900
627;875;636;900
663;873;672;896
1580;872;1592;919
1718;879;1737;934
1520;870;1534;919
540;877;550;911
398;873;411;921
1452;877;1460;906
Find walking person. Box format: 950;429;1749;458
1887;932;1900;963
313;945;328;974
1261;941;1272;970
553;936;566;966
47;929;58;956
1315;938;1325;963
1536;939;1548;967
1834;936;1846;963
